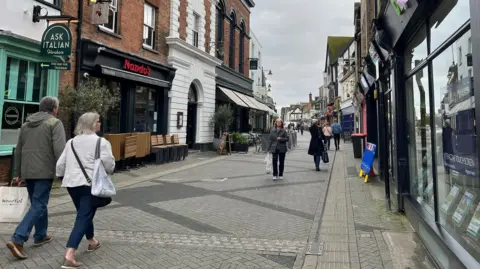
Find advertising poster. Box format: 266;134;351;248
467;204;480;240
452;191;475;227
441;185;461;215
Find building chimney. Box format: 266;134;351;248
309;92;312;104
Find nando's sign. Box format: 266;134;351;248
123;59;152;76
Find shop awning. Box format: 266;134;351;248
217;86;249;108
234;92;261;110
248;97;271;113
100;65;170;88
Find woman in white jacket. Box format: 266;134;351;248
56;112;115;268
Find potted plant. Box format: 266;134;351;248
231;132;249;152
210;104;233;149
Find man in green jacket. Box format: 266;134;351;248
6;96;66;260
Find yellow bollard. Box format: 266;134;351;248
364;175;369;183
359;169;363;177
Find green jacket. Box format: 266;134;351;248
15;112;66;179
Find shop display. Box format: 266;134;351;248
467;204;480;240
452;191;476;227
441;185;462;215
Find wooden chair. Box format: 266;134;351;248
163;135;177;162
172;134;188;160
124;135;138;170
150;135;166;164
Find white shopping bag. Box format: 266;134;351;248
91;159;116;198
0;186;30;223
265;152;272;174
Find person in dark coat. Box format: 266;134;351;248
268;119;289;181
308;120;325;171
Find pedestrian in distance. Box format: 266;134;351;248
331;118;342;150
268;119;289;181
6;96;66;260
56;112;116;268
308;119;326;171
300;123;304;135
322;121;333;151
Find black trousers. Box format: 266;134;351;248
272;150;286;176
333;134;341;149
324;136;331;150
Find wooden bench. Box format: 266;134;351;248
150;134;167;164
172;134;188;160
124;135;138;170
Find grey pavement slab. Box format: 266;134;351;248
1;133;330;269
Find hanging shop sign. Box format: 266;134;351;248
390;0;409;16
249;58;258;70
40;24;72;56
123;59;152;76
91;2;110;25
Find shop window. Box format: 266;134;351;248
1;57;50;146
405;24;428;75
134;86;158;133
215;1;225;60
431;29;479;259
101;0;119;34
430;0;470;52
193;13;200;48
143;3;156;49
239;21;245;73
42;0;61;8
98;79;121;134
406;66;435;216
229;10;236;68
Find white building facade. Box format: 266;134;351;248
166;0;222;150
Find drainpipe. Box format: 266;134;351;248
72;0;83;137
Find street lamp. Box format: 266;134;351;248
268;84;271;92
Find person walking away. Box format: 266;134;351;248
300;123;304;135
308;120;325;171
322;122;333;150
332;119;342;150
56;112;115;268
6;97;66;260
268;119;289;181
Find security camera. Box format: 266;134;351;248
83;72;90;79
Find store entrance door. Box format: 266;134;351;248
186;84;198;149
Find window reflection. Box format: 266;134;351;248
406;65;435;216
405;24;428;74
430;0;470;52
432;29;479;258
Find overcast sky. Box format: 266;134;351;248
250;0;355;109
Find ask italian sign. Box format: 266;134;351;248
40;24;72;56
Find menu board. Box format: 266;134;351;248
452;191;475;227
441;185;461;215
467;204;480;240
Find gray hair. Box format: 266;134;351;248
74;112;100;135
311;119;318;125
39;96;59;113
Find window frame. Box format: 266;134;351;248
100;0;119;34
34;0;61;9
192;12;200;48
143;3;156;49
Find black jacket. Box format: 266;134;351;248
308;124;325;156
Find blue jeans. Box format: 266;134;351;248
314;156;321;168
12;179;53;244
66;186;97;249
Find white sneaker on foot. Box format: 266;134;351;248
279;176;284;180
272;176;277;180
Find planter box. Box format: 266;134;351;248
233;143;249;152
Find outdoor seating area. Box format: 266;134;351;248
103;132;188;171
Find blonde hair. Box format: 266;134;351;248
74;112;100;135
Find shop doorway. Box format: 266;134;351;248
186;84;198;149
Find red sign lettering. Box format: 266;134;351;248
123;59;152;76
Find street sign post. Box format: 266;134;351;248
40;62;71;70
359;142;377;183
40;24;72;56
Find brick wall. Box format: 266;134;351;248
214;0;251;77
360;0;375;58
204;0;212;53
179;0;188;40
59;0;171;135
0;157;12;185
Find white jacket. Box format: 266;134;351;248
56;134;115;188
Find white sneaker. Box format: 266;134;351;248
272;176;277;180
279;176;284;180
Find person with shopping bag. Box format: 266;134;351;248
308;120;326;171
56;112;115;268
6;97;66;260
268;119;289;181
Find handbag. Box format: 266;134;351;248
322;143;330;163
0;180;30;223
91;138;116;198
71;138;112;208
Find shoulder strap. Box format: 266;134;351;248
71;140;91;184
95;137;101;159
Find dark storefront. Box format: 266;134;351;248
80;40;175;135
375;0;480;268
215;64;255;135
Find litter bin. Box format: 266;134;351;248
351;133;366;159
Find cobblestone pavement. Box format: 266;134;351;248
0;133;332;269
